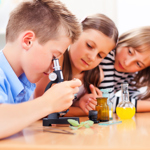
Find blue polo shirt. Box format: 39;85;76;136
0;50;36;104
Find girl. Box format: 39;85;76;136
35;13;118;116
97;26;150;113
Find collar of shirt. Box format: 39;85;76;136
0;50;35;99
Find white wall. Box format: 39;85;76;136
117;0;150;35
0;34;5;49
1;0;150;49
60;0;117;24
0;0;22;49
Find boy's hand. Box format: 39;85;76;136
79;84;102;114
42;79;81;113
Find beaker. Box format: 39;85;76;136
116;83;135;119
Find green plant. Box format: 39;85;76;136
67;119;94;130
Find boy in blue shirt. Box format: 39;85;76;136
0;0;81;139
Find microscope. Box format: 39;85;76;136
43;57;80;126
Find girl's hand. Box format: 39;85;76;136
78;93;95;114
86;84;102;113
79;84;102;114
89;84;102;97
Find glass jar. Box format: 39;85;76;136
101;89;113;120
95;97;109;122
116;83;135;120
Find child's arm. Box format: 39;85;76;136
0;79;81;139
137;98;150;112
64;106;86;117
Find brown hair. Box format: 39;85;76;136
6;0;81;44
63;14;118;93
117;26;150;100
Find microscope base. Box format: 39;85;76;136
43;117;80;126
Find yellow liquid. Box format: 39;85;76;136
116;107;135;119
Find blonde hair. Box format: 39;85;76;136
117;26;150;51
117;26;150;100
6;0;81;44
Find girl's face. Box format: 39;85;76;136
114;46;150;73
69;29;115;73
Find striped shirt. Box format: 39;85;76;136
99;50;139;112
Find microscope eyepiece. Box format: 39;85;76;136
53;58;60;71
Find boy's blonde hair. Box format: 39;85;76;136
6;0;81;44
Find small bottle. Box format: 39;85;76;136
95;97;109;122
116;83;135;119
101;89;113;120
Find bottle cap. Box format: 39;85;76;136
101;89;110;99
89;110;99;123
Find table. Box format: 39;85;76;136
0;113;150;150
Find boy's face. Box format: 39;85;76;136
22;36;71;83
69;29;115;73
114;46;150;73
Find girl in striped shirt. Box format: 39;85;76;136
99;26;150;113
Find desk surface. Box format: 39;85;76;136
0;113;150;150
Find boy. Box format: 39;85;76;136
0;0;81;139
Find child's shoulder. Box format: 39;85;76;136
0;68;9;90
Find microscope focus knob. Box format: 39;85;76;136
49;72;57;81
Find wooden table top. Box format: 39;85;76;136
0;113;150;150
